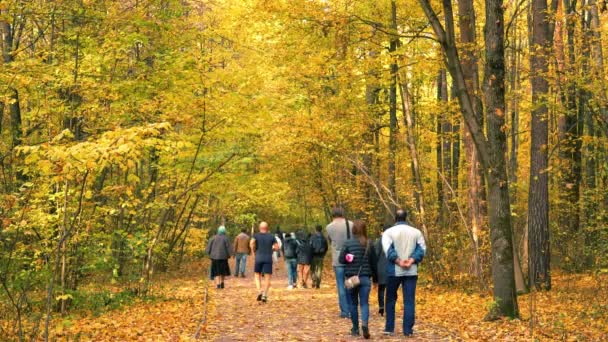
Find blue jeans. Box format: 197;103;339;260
348;275;371;328
385;275;418;335
285;258;298;286
333;266;352;316
234;253;248;276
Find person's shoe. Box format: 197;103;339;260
240;274;246;278
302;283;308;289
404;332;413;337
382;331;394;336
256;293;263;301
350;327;359;336
261;295;267;303
339;313;350;319
379;307;384;316
362;326;370;339
220;282;224;289
216;284;221;289
287;285;294;290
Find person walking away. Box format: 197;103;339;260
283;232;299;289
233;228;250;277
374;224;391;316
205;226;233;289
381;209;426;337
250;221;279;303
296;231;313;288
339;220;377;339
310;224;328;289
273;226;284;268
326;207;354;318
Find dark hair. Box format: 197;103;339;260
395;209;407;222
315;224;323;232
331;207;344;218
241;228;247;233
352;220;368;245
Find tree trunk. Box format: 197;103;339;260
437;70;448;224
558;0;583;269
388;0;399;217
418;0;519;318
527;0;554;291
457;0;486;283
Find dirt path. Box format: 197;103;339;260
204;259;459;341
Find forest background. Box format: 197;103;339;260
0;0;607;340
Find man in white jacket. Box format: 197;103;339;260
381;209;426;337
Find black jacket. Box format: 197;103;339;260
283;236;298;259
338;238;377;280
296;238;313;264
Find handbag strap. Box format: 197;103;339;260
357;241;370;276
345;218;350;239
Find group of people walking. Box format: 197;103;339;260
205;206;426;338
282;225;328;289
327;207;426;338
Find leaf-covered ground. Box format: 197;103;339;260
45;260;607;341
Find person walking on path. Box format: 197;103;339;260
339;220;377;339
310;224;328;289
233;228;250;277
381;209;426;337
206;226;234;289
250;221;279;303
326;207;354;318
273;226;284;269
283;232;299;289
374;224;391;316
296;231;313;288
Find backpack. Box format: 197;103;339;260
311;233;328;255
284;238;297;259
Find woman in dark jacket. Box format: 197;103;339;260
339;220;377;339
296;231;313;288
206;226;234;289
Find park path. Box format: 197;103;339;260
204;259;460;341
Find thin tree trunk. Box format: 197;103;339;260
398;71;438;282
388;0;399;217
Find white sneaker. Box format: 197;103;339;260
287;285;294;290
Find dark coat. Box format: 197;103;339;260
205;234;233;260
374;238;388;284
339;238;378;280
296;238;313;265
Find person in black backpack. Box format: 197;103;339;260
283;232;299;289
296;230;313;288
310;224;328;289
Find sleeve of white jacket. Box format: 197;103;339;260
381;229;393;255
275;236;283;248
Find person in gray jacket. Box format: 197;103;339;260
206;226;234;289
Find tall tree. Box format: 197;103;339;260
527;0;557;291
418;0;519;317
457;0;485;281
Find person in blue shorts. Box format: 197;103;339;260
250;221;279;303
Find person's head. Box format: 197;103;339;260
315;224;323;233
217;226;226;235
290;232;296;239
395;209;407;222
352;220;368;244
331;206;344;218
241;228;247;233
259;221;269;233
